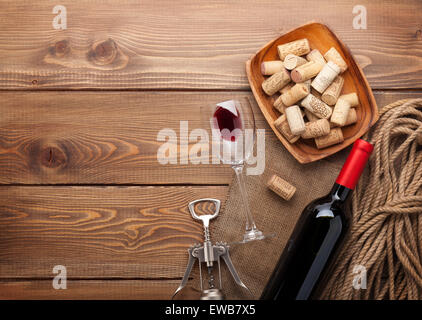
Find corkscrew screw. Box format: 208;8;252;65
172;198;250;300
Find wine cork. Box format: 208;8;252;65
283;54;308;70
315;127;344;149
306;49;326;66
262;69;291;96
311;61;341;93
331;98;351;127
330;108;357;127
301;93;332;119
280;82;294;94
343;108;357;126
321;76;344;106
267;174;296;201
274;115;300;143
324;47;348;73
310;88;323;100
273;95;287;114
291;61;323;83
281;83;310;107
304;79;311;92
304;108;319;122
339;93;359;107
277;38;310;61
261;61;285;76
301;119;330;139
285;105;306;135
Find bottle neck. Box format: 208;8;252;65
330;183;352;202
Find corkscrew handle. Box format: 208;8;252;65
188;198;221;228
188;198;221;268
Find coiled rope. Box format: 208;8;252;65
321;98;422;300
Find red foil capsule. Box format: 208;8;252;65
335;139;374;190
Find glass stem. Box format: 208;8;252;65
232;164;256;232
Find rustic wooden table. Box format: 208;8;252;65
0;0;421;299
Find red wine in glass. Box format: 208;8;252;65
213;106;242;142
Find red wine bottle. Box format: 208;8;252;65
260;139;374;300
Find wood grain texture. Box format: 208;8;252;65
0;91;420;185
0;0;421;90
0;0;421;300
0;91;240;185
0;280;199;300
372;90;422;108
0;91;421;299
0;185;227;279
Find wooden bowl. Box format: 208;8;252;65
246;22;379;164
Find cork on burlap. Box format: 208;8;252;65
208;130;349;299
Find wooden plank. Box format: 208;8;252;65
0;0;421;90
372;90;422;108
0;91;239;185
0;91;421;185
0;92;421;299
0;185;227;279
0;280;199;300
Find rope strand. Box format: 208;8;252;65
321;98;422;300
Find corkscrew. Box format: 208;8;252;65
172;198;250;300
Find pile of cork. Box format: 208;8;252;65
261;38;359;149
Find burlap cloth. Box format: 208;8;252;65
210;126;350;299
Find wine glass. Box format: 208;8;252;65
201;98;268;243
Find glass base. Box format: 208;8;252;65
240;228;274;243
